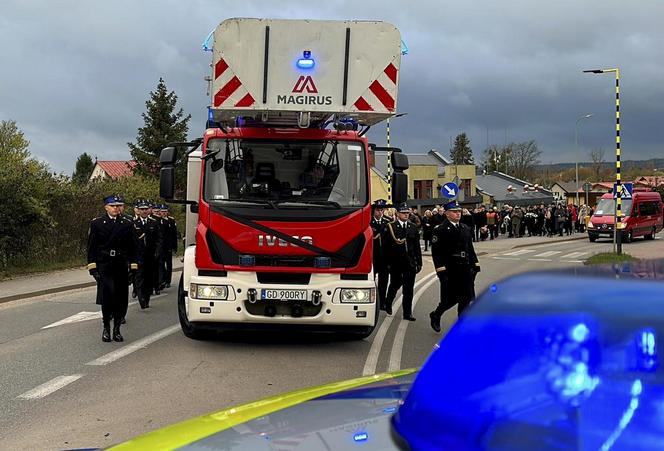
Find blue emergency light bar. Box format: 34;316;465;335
297;50;315;69
392;262;664;450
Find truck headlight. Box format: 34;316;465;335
190;283;229;300
340;288;373;304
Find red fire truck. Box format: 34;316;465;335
159;18;408;339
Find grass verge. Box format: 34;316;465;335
585;252;637;265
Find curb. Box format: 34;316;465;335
0;267;183;305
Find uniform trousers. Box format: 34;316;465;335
159;252;173;286
386;267;416;317
96;260;129;327
433;268;475;318
375;266;389;309
135;257;157;302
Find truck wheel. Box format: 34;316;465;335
178;274;208;340
645;227;656;240
623;229;633;243
588;234;597;242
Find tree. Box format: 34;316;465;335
450;132;474;164
128;78;191;178
72;152;95;185
590;147;606;181
508;140;542;180
0;120;54;270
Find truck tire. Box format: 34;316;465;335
588;233;598;242
178;274;208;340
645;227;656;240
623;229;633;243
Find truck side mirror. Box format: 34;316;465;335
160;166;175;200
159;147;178;200
391;152;409;172
391;172;408;206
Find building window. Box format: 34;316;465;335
414;180;433;200
461;179;471;197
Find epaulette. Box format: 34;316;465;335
148;216;157;221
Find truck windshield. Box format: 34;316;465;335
204;139;367;208
594;198;632;216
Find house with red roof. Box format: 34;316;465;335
89;160;136;181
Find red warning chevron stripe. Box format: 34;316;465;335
352;62;398;113
214;58;229;79
213;76;241;107
369;80;395;111
354;97;373;111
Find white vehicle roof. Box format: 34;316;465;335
210;18;402;127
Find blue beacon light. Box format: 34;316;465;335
353;432;368;442
297;50;315;69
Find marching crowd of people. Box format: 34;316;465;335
87;195;178;342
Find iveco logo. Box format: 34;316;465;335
258;235;313;247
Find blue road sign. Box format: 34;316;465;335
441;182;458;199
613;182;633;199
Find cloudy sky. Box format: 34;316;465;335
2;0;663;174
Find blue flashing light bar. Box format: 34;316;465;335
392;268;664;450
353;432;368;442
297;50;315;69
401;39;409;55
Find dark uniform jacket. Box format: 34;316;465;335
87;215;138;271
163;216;178;253
133;216;163;263
431;218;479;276
385;219;422;271
371;215;392;271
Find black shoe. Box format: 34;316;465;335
131;290;137;299
113;326;124;342
154;289;160;295
139;298;147;309
102;326;111;342
403;316;416;321
385;305;393;315
121;317;126;324
165;283;171;288
429;312;441;333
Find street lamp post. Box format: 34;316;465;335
575;114;594;207
584;68;622;254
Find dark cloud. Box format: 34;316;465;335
2;0;663;173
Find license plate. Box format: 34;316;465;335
261;289;308;301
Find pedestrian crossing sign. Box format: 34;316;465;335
613;182;633;199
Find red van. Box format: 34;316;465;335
588;191;663;242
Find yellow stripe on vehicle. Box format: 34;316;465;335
108;369;416;451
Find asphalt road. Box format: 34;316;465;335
0;233;651;450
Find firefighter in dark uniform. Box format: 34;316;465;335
157;204;178;289
429;200;480;333
371;199;391;312
150;202;166;295
384;203;422;320
133;199;163;308
87;195;138;342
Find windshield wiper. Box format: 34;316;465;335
211;199;278;209
278;200;342;209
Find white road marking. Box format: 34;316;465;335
492;256;520;260
18;374;83;400
387;276;438;372
41;295;164;330
567;260;584;263
502;249;536;256
560;251;588;260
86;324;180;366
527;258;553;262
362;273;436;376
534;251;562;258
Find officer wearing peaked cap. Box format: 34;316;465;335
87;195;138;342
429;200;480;333
157;203;178;289
384;202;422;320
371;199;392;311
133;199;163;308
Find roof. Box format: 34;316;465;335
636;176;664;187
476;171;553;204
551;181;581;193
94;161;136;179
372;150;449;177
